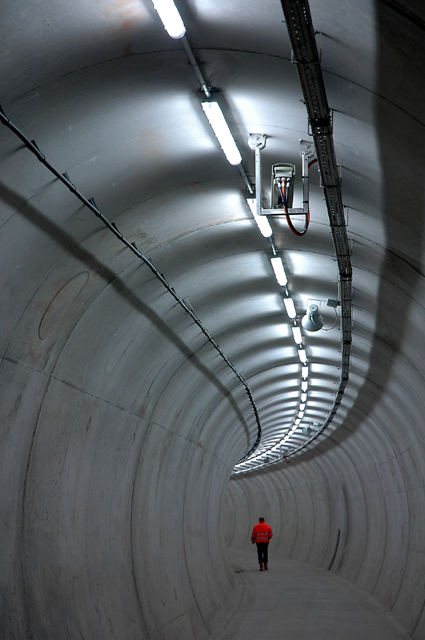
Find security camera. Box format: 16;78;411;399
301;304;324;332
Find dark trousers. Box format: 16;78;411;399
256;542;269;564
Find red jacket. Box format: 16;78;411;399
251;522;273;544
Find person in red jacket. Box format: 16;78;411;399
251;517;273;571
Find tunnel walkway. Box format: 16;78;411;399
213;548;408;640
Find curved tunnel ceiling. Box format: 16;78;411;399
2;0;367;468
2;0;425;638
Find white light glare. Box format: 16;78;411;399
301;392;307;403
152;0;186;38
291;325;302;345
247;199;272;238
284;296;296;319
298;348;307;363
270;257;288;286
301;380;308;392
294;418;301;425
302;365;309;378
201;101;242;165
298;410;304;418
300;403;306;411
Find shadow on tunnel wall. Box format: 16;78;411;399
0;182;252;446
277;1;425;467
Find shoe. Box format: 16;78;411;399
259;562;264;571
264;563;268;570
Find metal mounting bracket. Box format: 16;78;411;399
248;132;267;150
248;133;312;218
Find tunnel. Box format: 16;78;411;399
1;0;425;638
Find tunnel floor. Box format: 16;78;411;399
213;549;407;639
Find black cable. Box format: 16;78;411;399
283;158;318;237
0;106;261;462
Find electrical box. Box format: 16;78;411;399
271;163;296;210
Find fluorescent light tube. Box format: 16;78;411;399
301;392;307;402
201;101;242;165
247;199;272;238
301;380;308;392
298;348;307;363
294;418;301;425
284;296;296;319
300;403;306;411
270;257;287;286
291;325;302;345
302;365;308;378
298;410;304;418
152;0;186;38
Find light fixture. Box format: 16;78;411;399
302;365;308;378
270;256;288;286
301;392;307;402
294;418;301;425
298;410;304;418
301;380;308;392
300;403;306;411
284;296;296;319
291;325;302;345
201;101;242;165
302;303;324;332
152;0;186;38
247;198;272;238
297;348;307;363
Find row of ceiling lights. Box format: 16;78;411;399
152;0;244;166
234;223;314;471
151;0;330;470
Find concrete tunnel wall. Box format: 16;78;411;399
225;365;425;638
223;7;425;637
0;50;263;638
0;103;259;635
1;222;252;638
5;136;425;640
2;1;425;639
224;197;425;637
224;260;425;639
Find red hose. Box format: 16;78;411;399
284;158;317;237
286;208;310;236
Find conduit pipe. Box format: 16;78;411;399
281;0;352;455
181;35;211;98
235;0;354;472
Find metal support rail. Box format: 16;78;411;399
182;35;212;99
234;0;353;474
0;106;262;461
232;0;353;474
281;0;352;455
